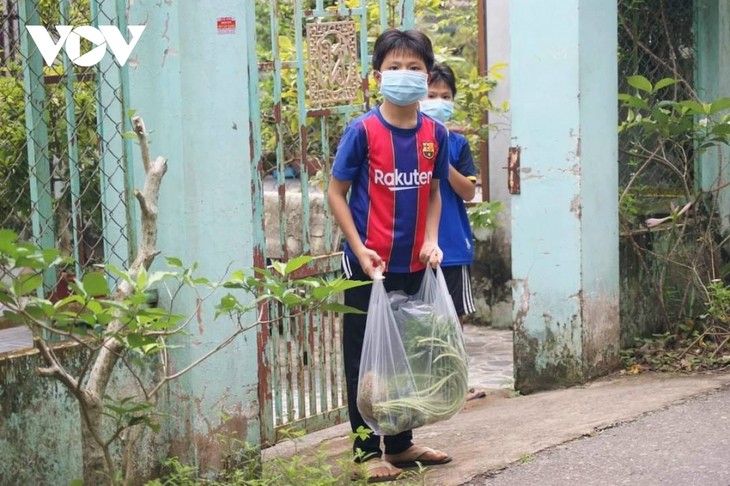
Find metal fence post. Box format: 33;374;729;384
18;0;57;293
59;0;82;277
116;0;137;259
91;0;131;272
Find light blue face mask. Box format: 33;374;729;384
378;70;429;106
419;98;454;123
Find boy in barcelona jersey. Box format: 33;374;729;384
327;28;452;483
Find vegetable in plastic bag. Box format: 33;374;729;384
356;267;468;436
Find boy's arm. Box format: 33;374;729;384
327;177;384;278
419;179;443;267
449;164;476;202
449;140;477;201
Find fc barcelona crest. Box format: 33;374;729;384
421;142;435;160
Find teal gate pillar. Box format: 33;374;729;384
127;0;260;470
510;0;620;393
695;0;730;229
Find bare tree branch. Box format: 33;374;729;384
34;337;81;394
619;145;662;202
86;116;167;406
119;353;151;402
132;116;151;173
658;0;679;98
146;317;266;400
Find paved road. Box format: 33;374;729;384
463;386;730;486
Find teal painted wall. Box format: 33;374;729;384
695;0;730;229
510;0;619;393
127;0;260;471
577;0;621;377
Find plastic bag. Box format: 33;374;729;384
356;267;469;436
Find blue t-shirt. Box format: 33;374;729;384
439;131;477;266
332;107;450;273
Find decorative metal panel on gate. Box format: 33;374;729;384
306;20;359;106
246;0;415;446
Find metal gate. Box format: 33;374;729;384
246;0;414;446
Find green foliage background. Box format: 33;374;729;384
0;0;103;252
1;0;500;252
253;0;502;181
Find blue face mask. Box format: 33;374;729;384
378;70;429;106
420;98;454;123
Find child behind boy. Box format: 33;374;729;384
420;63;483;402
327;29;453;483
419;63;477;324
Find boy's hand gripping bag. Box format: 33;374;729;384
356;268;468;436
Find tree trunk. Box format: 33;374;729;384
80;395;113;485
30;116;167;484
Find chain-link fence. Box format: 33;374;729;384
618;0;696;216
617;1;730;365
0;0;133;292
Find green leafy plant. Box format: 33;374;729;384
0;229;367;485
146;426;429;485
362;338;468;435
618;73;730;371
251;0;504;186
467;200;504;240
518;454;535;465
704;279;730;325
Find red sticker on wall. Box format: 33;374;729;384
217;17;236;35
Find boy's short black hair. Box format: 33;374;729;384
429;63;457;97
372;29;435;72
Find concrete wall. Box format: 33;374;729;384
470;235;513;329
619;223;717;348
0;345;162;484
0;348;83;485
264;190;341;259
619;233;665;348
576;1;621;380
618;229;698;348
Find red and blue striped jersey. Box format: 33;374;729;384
332;107;450;273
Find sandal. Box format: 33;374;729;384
384;445;452;469
353;458;403;483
